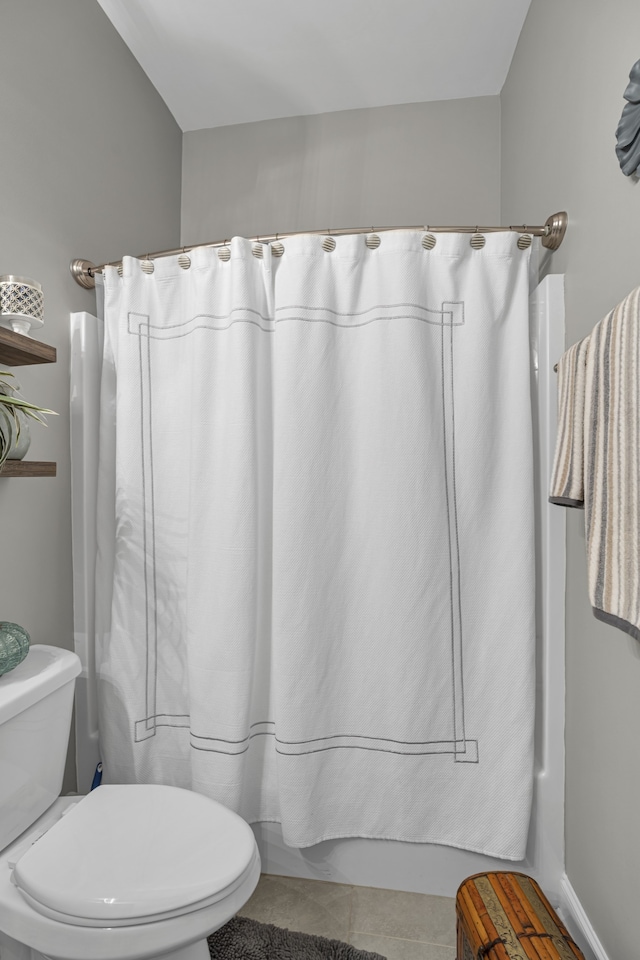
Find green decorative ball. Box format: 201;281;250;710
0;622;30;676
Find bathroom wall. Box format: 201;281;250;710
501;2;640;957
0;0;182;791
181;97;501;242
10;2;633;944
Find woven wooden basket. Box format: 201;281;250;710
456;872;584;960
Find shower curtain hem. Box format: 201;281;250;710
250;819;527;861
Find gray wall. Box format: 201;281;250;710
181;97;501;243
501;2;640;957
0;0;182;790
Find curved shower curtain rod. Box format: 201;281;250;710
70;211;568;290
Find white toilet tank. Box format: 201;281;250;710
0;645;81;850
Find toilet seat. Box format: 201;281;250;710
15;856;260;928
11;784;258;928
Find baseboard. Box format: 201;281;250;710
558;874;610;960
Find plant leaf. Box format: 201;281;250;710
0;395;56;415
22;410;49;425
0;407;15;467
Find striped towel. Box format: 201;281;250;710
549;336;590;507
550;286;640;640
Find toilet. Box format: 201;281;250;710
0;645;261;960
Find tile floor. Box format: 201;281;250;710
238;873;457;960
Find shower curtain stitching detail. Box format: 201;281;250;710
189;740;479;758
440;306;457;755
137;320;153;734
449;305;467;747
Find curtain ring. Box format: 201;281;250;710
322;230;336;252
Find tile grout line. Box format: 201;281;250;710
347;884;355;943
350;930;456;948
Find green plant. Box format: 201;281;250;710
0;371;56;467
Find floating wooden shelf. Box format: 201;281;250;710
0;329;57;477
0;461;56;478
0;327;56;366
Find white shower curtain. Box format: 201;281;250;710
95;230;535;859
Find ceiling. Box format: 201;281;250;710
97;0;531;133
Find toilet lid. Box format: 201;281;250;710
11;784;257;923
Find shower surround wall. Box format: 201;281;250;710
0;0;182;793
179;99;565;898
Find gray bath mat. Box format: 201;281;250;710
207;916;386;960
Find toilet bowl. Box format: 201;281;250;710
0;646;261;960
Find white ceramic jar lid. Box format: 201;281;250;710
12;784;257;922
